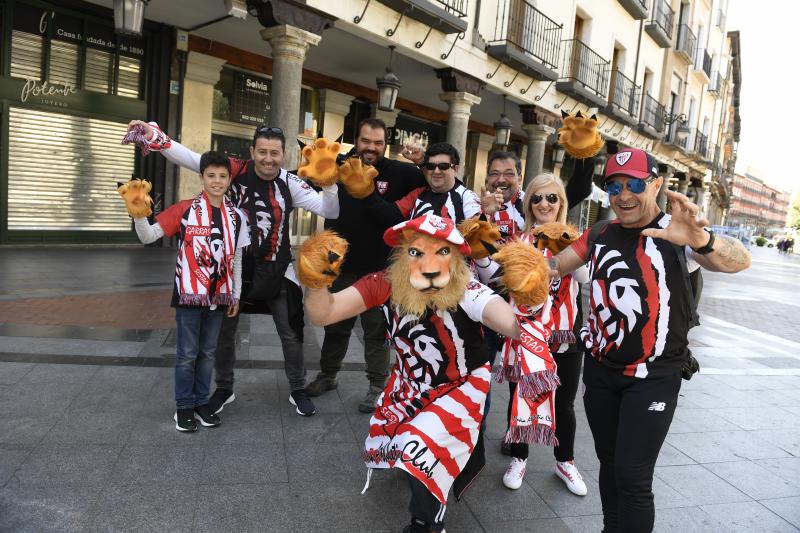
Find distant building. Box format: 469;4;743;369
726;173;790;235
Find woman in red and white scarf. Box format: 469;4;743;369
513;173;590;494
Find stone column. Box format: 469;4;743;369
519;105;560;189
439;92;482;168
435;68;484;174
177;51;227;200
260;25;321;169
319;89;354;139
521;124;555;188
465;132;496;191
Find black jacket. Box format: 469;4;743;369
326;152;426;276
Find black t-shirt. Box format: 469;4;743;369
325;155;426;276
171;205;224;308
577;212;691;377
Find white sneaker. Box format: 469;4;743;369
555;460;588;496
502;458;527;489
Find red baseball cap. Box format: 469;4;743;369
603;148;659;183
383;213;471;256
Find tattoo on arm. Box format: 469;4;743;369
711;235;751;270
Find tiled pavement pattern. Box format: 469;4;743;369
1;245;799;532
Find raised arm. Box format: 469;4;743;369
304;285;368;326
481;298;520;339
641;190;751;274
286;173;340;219
126;120;201;172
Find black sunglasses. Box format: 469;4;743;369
255;126;283;135
422;162;456;171
531;193;559;205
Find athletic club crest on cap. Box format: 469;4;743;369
376;181;388;195
615;151;632;166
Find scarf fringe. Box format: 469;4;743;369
550;330;576;345
179;294;211;307
212;294;236;307
517;370;561;398
503;425;559;447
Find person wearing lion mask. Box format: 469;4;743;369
298;213;550;533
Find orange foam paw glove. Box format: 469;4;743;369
117;178;153;218
530;222;581;255
297;230;349;289
459;214;502;260
558;110;604;159
492;241;550;308
297;137;342;187
338;157;378;199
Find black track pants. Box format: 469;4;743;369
582;354;681;533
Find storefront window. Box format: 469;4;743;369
8;1;145;98
213;67;317;135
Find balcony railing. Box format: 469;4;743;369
645;0;675;47
558;38;610;104
675;24;696;62
377;0;468;34
608;69;640;118
708;71;725;96
639;93;665;134
489;0;562;76
694;131;709;160
674;126;694;152
694;48;712;78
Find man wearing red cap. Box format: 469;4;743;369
298;212;551;533
551;147;751;533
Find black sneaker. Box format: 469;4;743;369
305;374;338;397
403;517;437;533
208;388;235;414
289;389;317;416
194;404;221;427
174;409;197;432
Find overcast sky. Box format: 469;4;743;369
727;1;794;193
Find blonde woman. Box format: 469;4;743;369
501;173;590;495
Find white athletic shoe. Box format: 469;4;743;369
502;458;527;490
555;460;588;496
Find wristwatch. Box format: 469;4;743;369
691;228;715;255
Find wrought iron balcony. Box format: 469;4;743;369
617;0;649;20
645;0;674;48
694;132;711;164
375;0;468;35
604;69;640;126
675;24;696;63
708;71;726;97
692;47;712;83
638;93;665;138
556;38;610;108
487;0;562;82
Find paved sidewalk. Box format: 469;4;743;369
1;246;799;532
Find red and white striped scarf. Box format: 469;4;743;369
495;300;560;446
175;192;238;307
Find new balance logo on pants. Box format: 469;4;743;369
648;402;666;412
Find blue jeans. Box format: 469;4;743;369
174;306;225;410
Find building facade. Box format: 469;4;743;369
726;173;790;236
0;0;743;243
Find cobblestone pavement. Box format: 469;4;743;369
1;246;799;532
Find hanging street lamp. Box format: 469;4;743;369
376;46;402;112
113;0;149;36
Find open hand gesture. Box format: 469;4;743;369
640;190;710;249
480;186;504;216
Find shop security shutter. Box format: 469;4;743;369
85;48;113;94
7;107;135;231
47;40;80;86
10;30;43;80
117;56;141;98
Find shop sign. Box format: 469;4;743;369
389;114;446;148
20;79;77;109
231;71;271;125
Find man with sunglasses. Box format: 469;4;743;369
550;148;751;533
124;120;340;417
480;151;594;239
306;118;428;413
357;142;481;227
